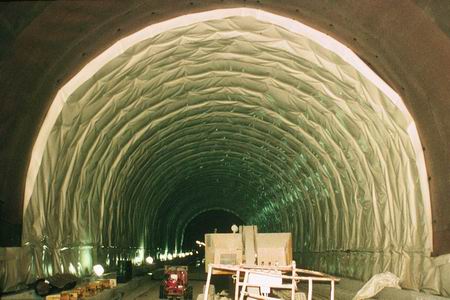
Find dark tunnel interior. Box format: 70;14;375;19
182;209;244;251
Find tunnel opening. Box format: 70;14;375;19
5;7;439;295
181;209;244;253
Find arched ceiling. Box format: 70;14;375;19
0;0;449;294
0;0;448;255
11;7;433;290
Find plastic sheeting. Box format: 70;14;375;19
353;272;401;300
8;8;438;294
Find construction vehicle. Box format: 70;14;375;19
204;225;292;273
202;225;339;299
159;266;193;300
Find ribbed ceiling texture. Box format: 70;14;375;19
21;10;434;291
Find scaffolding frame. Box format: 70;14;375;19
203;261;339;300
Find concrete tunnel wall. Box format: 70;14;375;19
0;0;450;296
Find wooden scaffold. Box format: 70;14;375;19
203;261;339;300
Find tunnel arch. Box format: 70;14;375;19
21;6;431;285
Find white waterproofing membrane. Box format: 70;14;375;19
3;8;441;294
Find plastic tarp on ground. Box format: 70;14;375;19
2;8;444;295
353;272;401;300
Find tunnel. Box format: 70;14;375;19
182;209;244;250
0;2;450;298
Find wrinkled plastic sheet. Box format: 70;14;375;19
0;245;131;293
353;272;400;300
9;8;438;294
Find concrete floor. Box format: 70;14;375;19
2;264;448;300
119;270;450;300
123;278;205;300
